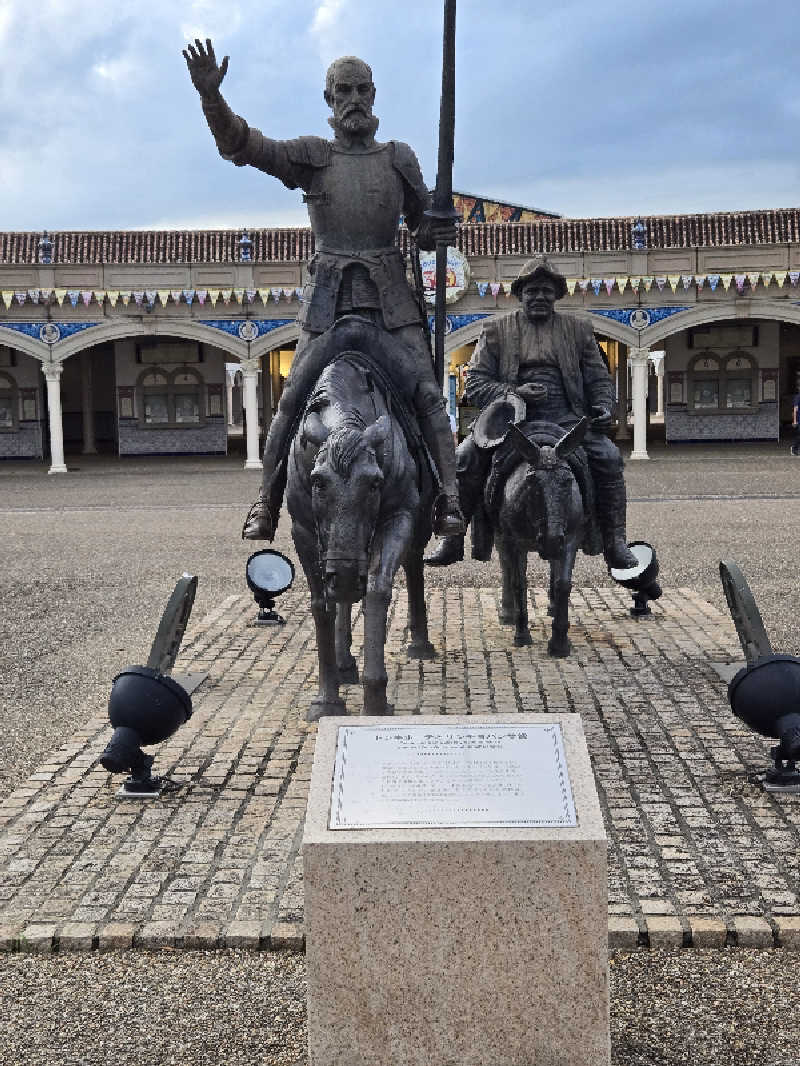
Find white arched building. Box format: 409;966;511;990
2;208;799;471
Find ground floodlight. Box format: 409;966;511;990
728;656;800;792
609;541;662;616
246;549;295;625
99;574;198;797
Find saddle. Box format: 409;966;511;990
472;420;603;559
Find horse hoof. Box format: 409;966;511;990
337;663;359;685
407;641;435;660
547;639;571;658
514;631;533;647
307;698;347;722
363;702;395;716
498;609;515;626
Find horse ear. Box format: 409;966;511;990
363;414;390;450
555;416;589;458
509;423;541;467
304;410;330;447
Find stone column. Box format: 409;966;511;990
80;351;97;454
43;363;67;474
615;343;629;441
226;370;235;426
651;352;665;417
241;361;262;470
628;347;650;460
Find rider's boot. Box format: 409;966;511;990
595;478;638;570
425;440;485;567
241;406;294;541
419;402;466;538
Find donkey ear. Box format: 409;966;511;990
554;416;589;458
363;414;390;450
303;410;330;447
509;423;541;467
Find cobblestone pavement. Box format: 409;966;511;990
2;576;799;954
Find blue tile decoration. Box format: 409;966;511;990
0;322;100;344
199;319;294;340
429;313;490;335
589;307;689;330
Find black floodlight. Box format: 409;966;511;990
246;549;295;625
728;656;800;793
609;541;662;616
720;561;800;793
100;574;197;797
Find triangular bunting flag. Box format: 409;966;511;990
489;282;501;298
120;292;131;306
642;276;654;291
1;291;13;307
590;278;602;296
27;289;40;303
182;289;195;304
133;292;144;306
145;291;157;307
170;290;183;303
476;281;489;298
604;279;615;295
629;278;640;292
681;275;693;291
67;290;79;308
668;275;680;293
578;279;590;294
54;289;67;306
655;277;666;292
233;288;245;302
696;276;705;291
566;278;577;296
295;287;304;301
220;290;232;304
197;290;207;304
156;290;169;306
14;291;26;305
720;274;733;291
106;291;119;306
790;271;800;287
80;291;92;306
734;275;746;294
776;272;786;288
617;278;628;294
760;273;773;288
271;288;283;302
708;275;720;291
747;272;760;291
503;281;515;295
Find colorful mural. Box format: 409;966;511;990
452;192;559;225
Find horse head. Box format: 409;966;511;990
304;409;390;603
508;418;589;558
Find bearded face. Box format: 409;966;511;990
324;58;377;136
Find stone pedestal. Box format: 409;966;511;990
303;713;609;1066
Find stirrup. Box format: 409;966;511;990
432;494;466;537
241;492;276;541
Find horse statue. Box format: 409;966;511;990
488;416;593;657
285;317;436;721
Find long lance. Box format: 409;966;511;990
426;0;458;388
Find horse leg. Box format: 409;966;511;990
335;602;359;684
404;547;435;659
548;566;556;616
497;535;516;626
292;523;346;720
547;538;578;658
362;588;393;715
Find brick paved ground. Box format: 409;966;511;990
2;581;800;954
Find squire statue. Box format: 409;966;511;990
183;40;465;541
426;256;639;572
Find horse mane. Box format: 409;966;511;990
317;418;368;477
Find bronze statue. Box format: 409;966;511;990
183;41;465;542
426;255;638;572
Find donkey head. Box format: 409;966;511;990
508;418;588;557
304;410;390;603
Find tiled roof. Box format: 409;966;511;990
2;208;799;264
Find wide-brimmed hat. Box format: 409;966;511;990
510;256;568;300
472;392;527;450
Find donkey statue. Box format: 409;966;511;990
285;318;436;720
492;417;592;657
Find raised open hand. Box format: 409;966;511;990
183;38;229;99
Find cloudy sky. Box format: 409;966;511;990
2;0;799;231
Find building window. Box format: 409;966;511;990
0;371;19;432
137;367;205;428
687;350;758;413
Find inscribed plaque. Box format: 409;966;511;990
329;723;576;829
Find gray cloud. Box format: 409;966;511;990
1;0;798;230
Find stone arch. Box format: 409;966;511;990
0;327;49;362
249;321;302;360
46;319;249;363
584;313;638;346
640;300;800;347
